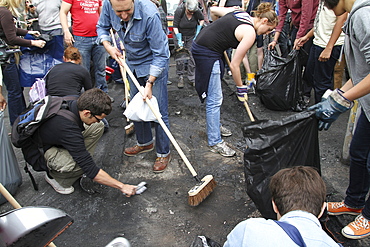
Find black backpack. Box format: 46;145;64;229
11;95;79;190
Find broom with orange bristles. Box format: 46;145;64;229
117;57;216;206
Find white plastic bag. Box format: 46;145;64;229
123;92;161;122
29;78;47;103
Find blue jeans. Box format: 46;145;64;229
206;60;222;146
344;110;370;219
2;55;26;125
304;44;341;103
129;67;170;157
73;36;108;93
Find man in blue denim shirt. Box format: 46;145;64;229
97;0;171;172
224;166;340;247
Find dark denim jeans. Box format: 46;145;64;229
344;110;370;219
73;36;108;93
304;44;341;103
2;56;26;125
129;67;170;157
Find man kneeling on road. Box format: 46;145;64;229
40;88;136;195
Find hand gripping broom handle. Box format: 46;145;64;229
120;59;198;178
223;50;255;122
0;183;57;247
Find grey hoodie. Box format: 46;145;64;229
343;0;370;120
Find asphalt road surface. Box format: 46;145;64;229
1;58;369;247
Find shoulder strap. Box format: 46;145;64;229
274;221;307;247
57;108;79;124
180;3;186;19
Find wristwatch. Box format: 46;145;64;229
146;79;154;85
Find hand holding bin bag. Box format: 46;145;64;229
0;110;22;205
256;49;305;111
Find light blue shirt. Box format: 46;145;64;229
97;0;169;78
223;210;340;247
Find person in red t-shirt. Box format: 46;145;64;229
60;0;110;100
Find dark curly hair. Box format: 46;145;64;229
77;88;112;116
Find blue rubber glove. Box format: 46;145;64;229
193;25;202;40
308;89;353;130
175;33;183;48
236;85;248;102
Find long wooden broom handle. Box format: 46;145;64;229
223;51;231;68
0;183;21;209
0;183;57;247
223;51;255;122
244;94;255;122
119;59;198;177
109;30;130;120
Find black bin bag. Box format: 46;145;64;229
256;49;304;111
243;111;320;219
0;111;22;205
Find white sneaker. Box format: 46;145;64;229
45;174;74;195
220;125;232;137
210;140;236;157
342;215;370;239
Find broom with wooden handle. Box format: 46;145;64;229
223;51;255;122
109;30;134;135
118;58;216;206
0;183;57;247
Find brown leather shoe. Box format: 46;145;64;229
153;155;171;173
124;143;154;156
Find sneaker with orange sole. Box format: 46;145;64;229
342;215;370;239
327;201;362;216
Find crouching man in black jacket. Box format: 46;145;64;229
40;88;136;195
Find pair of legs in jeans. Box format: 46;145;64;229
129;68;170;158
74;36;108;93
304;44;342;103
1;55;26;125
343;110;370;220
206;60;223;147
44;122;104;188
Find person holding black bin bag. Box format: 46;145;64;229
0;0;45;126
308;0;370;240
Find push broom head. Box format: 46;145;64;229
188;175;216;206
